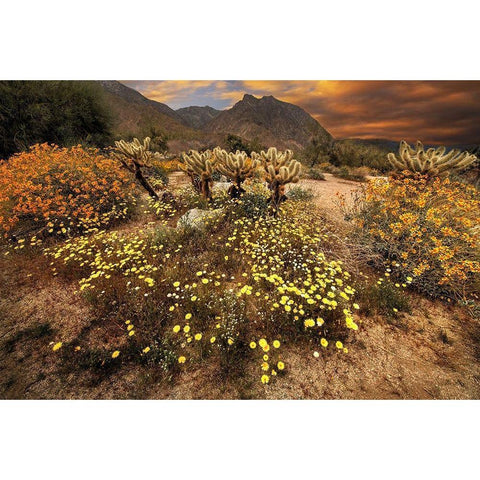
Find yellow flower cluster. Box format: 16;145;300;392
250;338;283;384
43;175;360;387
45;228;165;292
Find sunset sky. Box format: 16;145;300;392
123;80;480;145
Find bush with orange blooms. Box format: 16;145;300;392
347;174;479;300
156;158;181;172
0;143;137;241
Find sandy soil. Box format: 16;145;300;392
1;174;479;399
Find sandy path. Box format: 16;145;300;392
170;171;364;221
294;174;363;222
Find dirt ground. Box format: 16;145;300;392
1;174;479;399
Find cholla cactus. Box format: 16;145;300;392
180;150;215;199
114;137;160;199
253;147;301;210
388;140;477;178
214;148;260;198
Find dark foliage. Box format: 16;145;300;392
0;81;113;158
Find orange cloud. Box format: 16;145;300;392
123;80;480;145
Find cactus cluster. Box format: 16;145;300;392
178;146;302;210
213;148;260;198
388;140;477;178
114;137;159;167
180;150;216;199
252;147;301;208
114;137;160;199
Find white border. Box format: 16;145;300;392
0;1;478;478
1;1;479;79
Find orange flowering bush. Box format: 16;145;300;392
157;158;181;172
347;174;479;300
0;143;137;241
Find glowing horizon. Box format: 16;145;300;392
122;80;480;145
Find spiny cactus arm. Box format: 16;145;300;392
277;161;301;184
434;148;460;166
180;150;214;177
387;152;407;171
437;151;477;174
400;147;417;172
179;150;216;198
180;152;200;175
114;137;157;167
390;140;478;177
112;137;160;199
215;149;259;184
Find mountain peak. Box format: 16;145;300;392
241;93;278;103
206;92;332;150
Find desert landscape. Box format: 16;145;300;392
0;80;479;399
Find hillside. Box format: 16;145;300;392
205;94;333;151
99;81;199;143
176;105;221;129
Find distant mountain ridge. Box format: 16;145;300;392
204;94;332;150
176;106;221;129
100;81;186;125
98;82;335;153
99;81;200;145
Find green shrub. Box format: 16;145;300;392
329;140;391;172
336;166;368;182
286;185;314;201
0;81;112;158
355;278;411;318
228;190;270;219
307;168;326;181
317;162;340;175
